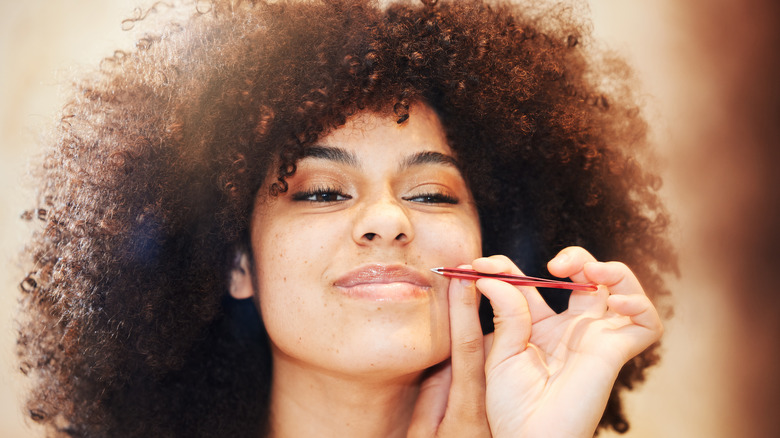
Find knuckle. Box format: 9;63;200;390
487;254;513;268
491;254;512;263
460;407;486;424
458;286;480;306
436;419;488;438
603;261;631;284
447;398;487;424
495;254;523;274
458;336;483;355
564;245;587;256
606;260;630;271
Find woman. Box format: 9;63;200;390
16;0;675;436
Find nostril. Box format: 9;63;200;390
364;233;377;241
394;233;406;241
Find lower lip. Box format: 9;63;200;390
336;282;431;301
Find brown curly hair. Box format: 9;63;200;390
16;0;676;436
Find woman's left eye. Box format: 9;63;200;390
403;193;459;204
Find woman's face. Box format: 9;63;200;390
249;103;482;378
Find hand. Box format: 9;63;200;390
407;263;493;438
406;247;662;438
477;247;663;437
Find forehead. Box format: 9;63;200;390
316;103;453;158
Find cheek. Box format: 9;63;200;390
252;214;346;304
252;217;336;348
416;213;482;263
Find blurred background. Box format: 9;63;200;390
1;0;778;436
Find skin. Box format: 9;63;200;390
231;103;663;438
234;103;483;437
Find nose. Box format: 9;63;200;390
351;192;414;246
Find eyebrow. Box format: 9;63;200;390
300;145;360;167
301;145;459;171
399;150;459;170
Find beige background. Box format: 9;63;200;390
1;1;778;436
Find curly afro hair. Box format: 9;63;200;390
16;0;676;436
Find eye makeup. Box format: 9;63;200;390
290;185;352;202
402;192;459;204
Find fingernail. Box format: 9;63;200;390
452;278;478;306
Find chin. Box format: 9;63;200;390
333;344;450;379
272;325;452;380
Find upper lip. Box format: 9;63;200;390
334;264;432;288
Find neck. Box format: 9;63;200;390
266;348;423;438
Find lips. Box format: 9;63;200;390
334;264;432;301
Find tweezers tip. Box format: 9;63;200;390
430;267;444;274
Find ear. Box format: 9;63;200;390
229;252;255;300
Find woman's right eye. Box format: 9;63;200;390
291;188;352;203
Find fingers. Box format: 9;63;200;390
547;246;596;284
472;255;555;323
409;276;490;437
582;260;644;296
607;294;663;335
407;361;452;438
548;247;643;298
445;276;490;431
551;248;663;350
547;247;607;316
585;259;663;339
475;277;533;373
448;276;486;389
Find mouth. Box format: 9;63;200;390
334;264;432;301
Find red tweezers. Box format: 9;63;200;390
430;267;598;292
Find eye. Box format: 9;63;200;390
403;192;459;205
291;186;352;203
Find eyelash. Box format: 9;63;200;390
291;186;352;203
402;192;459;205
291;187;459;205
